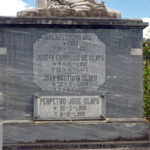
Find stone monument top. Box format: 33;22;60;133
17;0;121;18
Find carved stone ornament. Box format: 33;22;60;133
17;0;121;18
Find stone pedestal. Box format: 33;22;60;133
0;17;148;149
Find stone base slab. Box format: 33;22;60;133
3;120;149;144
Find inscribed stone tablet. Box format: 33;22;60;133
33;33;105;92
34;96;105;120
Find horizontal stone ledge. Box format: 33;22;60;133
2;118;148;124
0;17;148;29
3;121;149;143
3;140;150;150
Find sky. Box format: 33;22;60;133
0;0;150;37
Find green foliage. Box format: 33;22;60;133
143;39;150;120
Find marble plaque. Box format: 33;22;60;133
33;33;105;92
34;95;105;120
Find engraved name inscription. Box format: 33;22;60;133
34;33;105;92
34;96;104;120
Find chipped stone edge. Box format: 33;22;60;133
2;118;148;125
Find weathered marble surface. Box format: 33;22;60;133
17;0;121;17
34;96;106;120
0;19;147;120
36;0;104;9
3;122;149;143
0;18;148;145
0;122;2;150
17;7;121;18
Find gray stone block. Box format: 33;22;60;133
3;121;148;144
0;122;3;150
0;19;147;120
0;17;148;145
